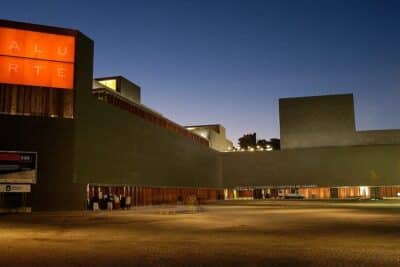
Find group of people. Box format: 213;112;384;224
88;193;132;210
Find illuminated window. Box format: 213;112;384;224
98;79;117;90
359;186;369;197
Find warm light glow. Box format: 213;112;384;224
200;132;208;138
0;27;75;62
0;27;75;89
359;186;369;197
0;56;74;89
98;79;117;90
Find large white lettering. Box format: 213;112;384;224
6;42;70;58
57;67;66;78
33;64;43;75
57;47;68;56
33;44;43;54
8;41;20;52
8;63;18;73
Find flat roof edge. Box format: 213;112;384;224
0;18;92;41
279;93;354;102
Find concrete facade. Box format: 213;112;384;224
0;19;91;210
356;130;400;146
279;94;357;149
221;145;400;188
0;116;84;210
0;20;222;210
279;94;400;150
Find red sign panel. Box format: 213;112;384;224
0;56;74;89
0;27;75;89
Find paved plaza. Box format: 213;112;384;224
1;200;400;266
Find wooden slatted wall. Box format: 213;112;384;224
0;84;73;118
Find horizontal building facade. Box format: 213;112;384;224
0;19;399;211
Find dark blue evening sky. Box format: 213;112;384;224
2;0;400;144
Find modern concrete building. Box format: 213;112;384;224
185;124;233;152
95;76;141;104
279;94;400;149
225;94;400;199
0;19;399;212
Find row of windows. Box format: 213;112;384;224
87;185;224;207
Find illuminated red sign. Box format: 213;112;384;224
0;27;75;89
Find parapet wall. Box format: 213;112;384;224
221;145;400;188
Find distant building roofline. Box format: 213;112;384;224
95;76;141;88
279;93;354;102
184;124;224;129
